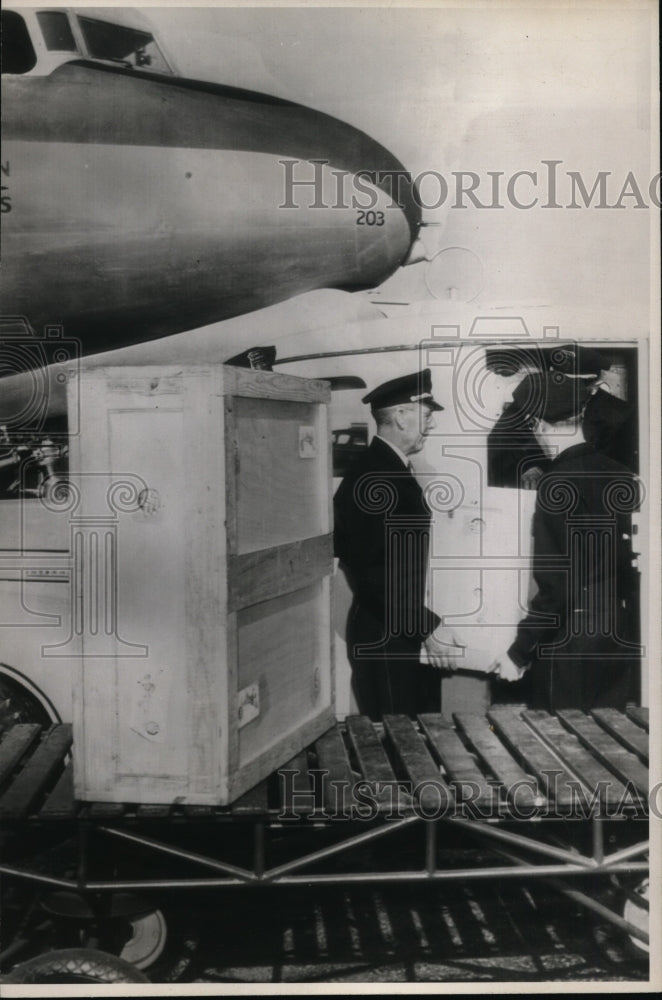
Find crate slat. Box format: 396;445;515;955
345;716;403;811
591;708;648;762
0;724;72;821
0;724;43;787
345;717;397;784
454;712;543;810
313;725;356;814
522;710;630;809
228;535;334;611
39;763;77;819
556;710;648;798
383;715;452;812
486;709;579;809
625;705;649;732
418;714;496;809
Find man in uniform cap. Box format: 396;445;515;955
334;367;461;720
488;345;608;490
547;345;606;378
225;345;276;370
490;371;639;712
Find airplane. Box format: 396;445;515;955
1;6;421;355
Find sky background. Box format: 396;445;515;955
87;4;652;184
85;3;655;335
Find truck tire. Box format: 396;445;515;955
3;948;150;984
37;888;198;980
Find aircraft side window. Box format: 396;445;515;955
77;16;171;74
484;346;638;486
1;11;37;74
37;11;77;52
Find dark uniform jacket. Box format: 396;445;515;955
487;405;550;488
333;436;440;659
507;443;638;709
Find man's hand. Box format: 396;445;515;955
489;651;527;682
424;629;465;672
520;466;544;490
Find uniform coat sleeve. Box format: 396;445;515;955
507;499;569;667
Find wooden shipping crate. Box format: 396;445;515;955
67;365;335;804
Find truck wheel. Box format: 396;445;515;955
3;948;150;983
119;907;167;970
37;888;199;981
115;904;199;981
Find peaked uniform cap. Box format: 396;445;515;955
225;346;276;370
548;346;606;377
362;368;443;411
512;372;592;423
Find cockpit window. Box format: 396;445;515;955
37;11;77;51
77;16;171;74
1;11;37;74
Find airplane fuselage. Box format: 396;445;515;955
2;59;420;353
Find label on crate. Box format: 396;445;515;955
237;682;260;728
298;426;317;458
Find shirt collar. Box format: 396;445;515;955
549;441;595;465
375;434;411;469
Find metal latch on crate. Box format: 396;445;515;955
237;682;260;728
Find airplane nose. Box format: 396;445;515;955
2;63;423;350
